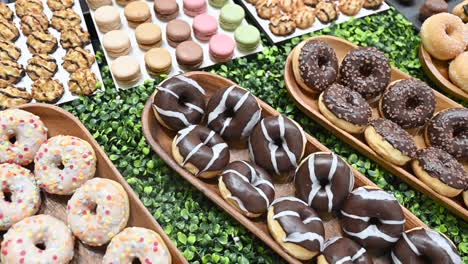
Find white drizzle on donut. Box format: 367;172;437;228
175;125;196;145
154;106;193;127
176;75;205;95
343;225;400;243
156;86;205;114
270;196;308;206
340;210;406;225
353;187;399;201
283;232;324;251
182;131;216;165
391;251;403;264
403;232;421;255
199;143;228;175
425;230;462;264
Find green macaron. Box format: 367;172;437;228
209;0;228;8
219;3;245;31
234;25;260;52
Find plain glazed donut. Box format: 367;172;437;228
317;237;372;264
152;75;206;131
172;125;229;179
0;109;47;165
219;160;275;218
103;227;172;264
294;152;354;213
1;214;74;264
341;186;405;252
420;13;467;60
267;197;325;260
206;85;262;141
0;163;40;230
292;39;339;93
391;227;462;264
449;52;468;93
34;135;97;195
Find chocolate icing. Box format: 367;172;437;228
322;237;372;264
322;83;372;125
153;75;206;131
270;197;325;251
175;125;229;176
391;228;462;264
294;152;354;213
298;40;338;92
341;187;405;251
371;118;417;158
221;160;275;214
248;115;305;178
206;85;261;140
416;147;467;189
340;47;391;100
381;79;436;129
427;108;468;161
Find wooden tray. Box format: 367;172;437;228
283;35;468;221
419;46;468;101
4;104;187;264
141;71;426;264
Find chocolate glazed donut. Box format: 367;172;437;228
317;237;372;264
425;108;468;161
248;115;306;182
267;197;325;260
206;85;262;141
340;186;405;252
294;152;354;213
152;75;206;131
219;160;275;218
391;227;462;264
172;125;229;179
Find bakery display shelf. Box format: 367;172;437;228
6;104;187;264
141;71;427;264
283;35;468;221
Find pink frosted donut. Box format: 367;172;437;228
1;214;74;264
34;135;96;195
0;164;41;230
0;109;47;165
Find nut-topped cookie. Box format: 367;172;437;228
60;27;91;49
0;18;19;42
269;13;296;36
0;40;20;61
0;3;13;21
51;8;81;31
26;54;58;81
69;69;98;96
316;1;339;23
0;61;24;88
26;31;58;54
294;7;316;29
256;0;281;19
20;13;49;36
32;78;64;103
62;47;96;73
15;0;43;17
0;85;32;109
47;0;74;11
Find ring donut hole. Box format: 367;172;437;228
7;134;16;144
1;188;12;203
34;241;47;251
405;96;422;110
358;63;373;78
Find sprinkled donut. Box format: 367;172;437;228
172;125;230;179
249;115;306;182
294;152;354;213
0;163;41;230
267;197;325;260
341;186;405;251
152;75;206;131
206;85;262;141
103;227;172;264
34;135;96;195
67;178;130;246
0;109;47;165
317;237;372;264
391;227;462;264
219;160;275;218
1;214;74;264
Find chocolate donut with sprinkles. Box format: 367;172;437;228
267;197;325;260
425;108;467;161
172;125;229;179
294;152;354;213
340;186;405;252
152;75;206;131
317;236;372;264
219;160;275;218
206;85;262;141
292;39;339;93
391;227;462;264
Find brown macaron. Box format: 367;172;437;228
176;40;203;69
145;47;172;75
154;0;179;21
166;19;191;47
135;23;162;50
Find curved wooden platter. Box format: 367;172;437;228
419;45;468;101
12;104;187;264
284;35;468;221
141;71;426;264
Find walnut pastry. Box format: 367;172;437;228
0;40;21;61
0;18;19;42
269;13;296;36
0;85;32;109
256;0;281;19
60;27;91;49
47;0;74;11
0;3;13;21
20;13;49;36
51;8;81;31
316;1;339;23
26;54;58;81
0;61;24;88
32;78;64;103
339;0;364;16
363;0;383;9
294;6;316;29
280;0;304;13
26;31;58;54
304;0;319;6
15;0;43;17
69;69;98;96
62;47;96;73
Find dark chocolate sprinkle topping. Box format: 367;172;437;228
371;118;417;157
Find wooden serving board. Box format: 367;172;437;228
141;71;426;264
283;35;468;221
2;104;187;264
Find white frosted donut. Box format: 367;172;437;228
103;227;172;264
34;135;97;195
0;109;47;165
0;214;74;264
67;178;129;246
0;164;41;230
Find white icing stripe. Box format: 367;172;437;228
403;232;421;256
325;154;338;211
155;106;191;126
353;187;397;201
302;216;321;224
176;75;205;94
341;210;405;225
307;154;321;207
283;232;324;251
278;115;297;167
323;237;341;249
240;161;275;190
219;117;232;136
273;210;300;219
182;143;203;165
349;169;355;192
248;137;255;163
185;103;204;114
324;185;334;213
426;230;462;264
261;119;280;175
157;86;179;98
199;143;228;174
227;195;248;212
241;110;261;137
335;256;352;264
175;125;196;145
207;85;235;124
391;251;403;264
223;169;249;182
380;219;406;225
343;225;400;243
271;197;307;206
233;91;250;112
351;247;366;261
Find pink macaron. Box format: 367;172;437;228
183;0;207;17
209;33;235;62
193;14;218;41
